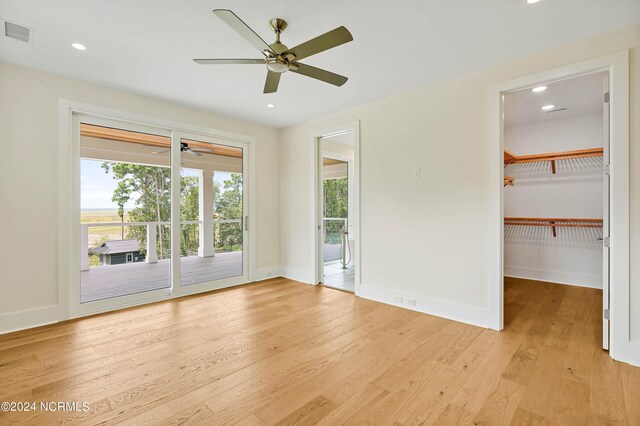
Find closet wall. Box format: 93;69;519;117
504;112;604;288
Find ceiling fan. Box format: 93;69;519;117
153;142;213;157
194;9;353;94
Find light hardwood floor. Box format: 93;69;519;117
0;277;638;425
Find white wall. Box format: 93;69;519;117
280;25;639;332
0;61;281;332
504;113;603;288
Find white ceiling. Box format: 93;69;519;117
1;0;638;129
504;71;607;127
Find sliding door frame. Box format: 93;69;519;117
58;100;256;319
171;130;250;299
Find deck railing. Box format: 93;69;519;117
81;219;241;271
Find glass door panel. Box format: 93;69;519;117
79;122;172;303
178;137;246;286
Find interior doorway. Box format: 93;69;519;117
315;125;360;293
501;71;610;349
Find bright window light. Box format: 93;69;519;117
266;104;275;108
532;86;547;93
541;104;555;111
72;43;87;51
527;0;542;4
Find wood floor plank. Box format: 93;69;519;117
0;277;637;425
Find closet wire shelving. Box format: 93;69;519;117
503;147;604;236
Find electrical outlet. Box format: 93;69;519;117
412;168;421;178
394;296;404;304
406;298;417;307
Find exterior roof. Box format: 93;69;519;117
90;239;141;255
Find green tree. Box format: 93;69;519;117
102;163;239;256
215;173;243;251
179;176;221;256
180;176;199;256
323;178;348;244
102;163;171;258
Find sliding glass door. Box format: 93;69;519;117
72;114;249;316
173;132;248;289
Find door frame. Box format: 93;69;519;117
58;100;256;319
312;121;361;294
488;51;634;364
318;149;354;283
170;130;250;299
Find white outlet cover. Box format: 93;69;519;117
412;168;421;178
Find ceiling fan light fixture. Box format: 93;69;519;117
266;57;289;73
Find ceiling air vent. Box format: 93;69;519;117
4;20;33;43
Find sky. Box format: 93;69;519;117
81;159;235;210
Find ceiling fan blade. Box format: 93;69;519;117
283;26;353;61
190;148;214;153
290;63;348;87
263;71;281;94
185;149;202;157
194;59;265;65
213;9;274;56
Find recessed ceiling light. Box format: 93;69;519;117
532;86;547;93
72;43;87;51
266;104;275;108
541;104;555;111
527;0;541;4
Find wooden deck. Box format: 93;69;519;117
80;251;243;303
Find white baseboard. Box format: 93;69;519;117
281;266;315;284
611;340;640;367
504;266;602;289
358;284;492;329
253;266;282;282
0;305;60;335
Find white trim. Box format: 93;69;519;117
311;121;361;294
282;266;315;284
58;99;257;322
254;266;282;282
489;50;635;365
0;305;60;335
359;284;491;329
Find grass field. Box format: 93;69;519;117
82;209;130;247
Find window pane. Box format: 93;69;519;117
80;124;172;303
